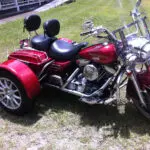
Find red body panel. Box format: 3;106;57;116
49;61;71;73
79;43;117;64
0;59;40;99
9;49;52;73
9;49;49;64
9;49;71;74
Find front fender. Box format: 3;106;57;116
0;59;40;99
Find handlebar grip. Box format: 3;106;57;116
80;31;93;36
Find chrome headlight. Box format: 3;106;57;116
128;37;150;60
141;43;150;60
126;53;137;63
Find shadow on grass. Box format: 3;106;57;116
0;87;150;138
39;88;150;139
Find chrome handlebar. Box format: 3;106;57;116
80;26;104;37
80;26;117;42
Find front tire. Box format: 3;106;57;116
131;90;150;120
127;79;150;120
0;71;33;115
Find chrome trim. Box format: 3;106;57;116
45;77;112;97
38;60;55;79
104;97;116;105
45;76;115;105
62;68;80;89
45;82;116;105
45;83;88;97
81;77;112;98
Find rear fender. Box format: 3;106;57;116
0;59;40;99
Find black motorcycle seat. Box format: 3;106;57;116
49;40;88;61
31;34;56;51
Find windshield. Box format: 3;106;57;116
81;0;150;45
114;0;150;39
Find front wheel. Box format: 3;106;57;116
127;79;150;120
0;71;33;115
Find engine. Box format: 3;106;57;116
67;63;117;94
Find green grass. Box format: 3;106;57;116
0;0;141;60
0;0;150;149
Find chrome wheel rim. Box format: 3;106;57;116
0;78;22;110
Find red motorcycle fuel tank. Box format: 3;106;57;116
79;43;117;64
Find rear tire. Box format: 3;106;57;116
0;70;33;115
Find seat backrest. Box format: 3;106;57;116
24;14;41;32
43;19;60;37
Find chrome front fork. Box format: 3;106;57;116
130;71;147;107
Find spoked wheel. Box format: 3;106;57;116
0;71;33;115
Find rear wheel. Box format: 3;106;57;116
0;71;33;115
